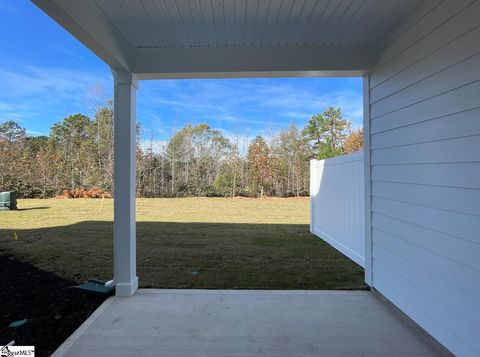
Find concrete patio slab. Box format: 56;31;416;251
53;289;448;356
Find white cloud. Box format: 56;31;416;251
0;102;14;111
0;66;109;97
0;65;111;121
139;78;363;133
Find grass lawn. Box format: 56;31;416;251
1;197;366;290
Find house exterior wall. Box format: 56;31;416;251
310;152;365;267
367;1;480;355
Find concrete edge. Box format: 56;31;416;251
51;296;115;357
371;288;454;357
135;288;371;295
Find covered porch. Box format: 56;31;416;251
31;0;410;298
32;0;480;355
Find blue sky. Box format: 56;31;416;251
0;1;363;144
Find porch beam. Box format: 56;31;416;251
113;70;138;296
133;45;374;79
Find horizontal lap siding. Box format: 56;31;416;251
369;1;480;355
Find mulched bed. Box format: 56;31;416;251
0;254;107;357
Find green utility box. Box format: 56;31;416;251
0;191;17;211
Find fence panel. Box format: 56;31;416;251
310;151;365;267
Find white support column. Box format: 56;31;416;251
363;74;373;286
112;70;138;296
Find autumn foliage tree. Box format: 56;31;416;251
344;129;364;153
1;105;363;198
247;136;273;197
0;121;28;192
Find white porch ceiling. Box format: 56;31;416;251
94;0;415;48
32;0;422;78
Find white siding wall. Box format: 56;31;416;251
310;152;365;267
368;1;480;355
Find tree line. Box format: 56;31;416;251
0;104;363;198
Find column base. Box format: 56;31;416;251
115;277;139;296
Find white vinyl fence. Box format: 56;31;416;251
310;151;365;267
